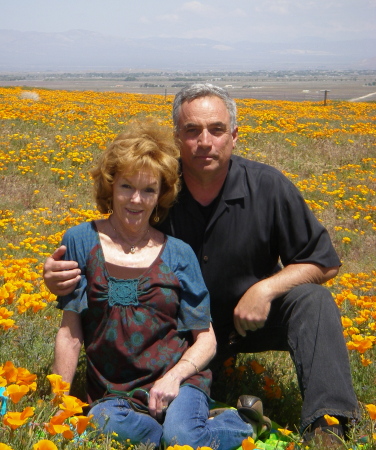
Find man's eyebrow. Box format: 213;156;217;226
182;122;200;129
182;121;227;129
210;121;227;128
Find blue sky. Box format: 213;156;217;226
1;0;375;43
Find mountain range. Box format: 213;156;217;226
0;29;375;72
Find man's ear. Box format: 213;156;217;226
232;127;239;147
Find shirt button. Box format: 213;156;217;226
203;255;209;262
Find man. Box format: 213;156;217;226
44;84;359;445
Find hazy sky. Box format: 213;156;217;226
2;0;375;43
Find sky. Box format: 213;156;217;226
1;0;375;44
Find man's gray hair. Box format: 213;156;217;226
173;84;238;132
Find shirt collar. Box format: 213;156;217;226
179;155;248;205
221;155;248;201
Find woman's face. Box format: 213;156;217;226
112;169;161;231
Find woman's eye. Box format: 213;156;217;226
121;184;132;189
145;187;157;193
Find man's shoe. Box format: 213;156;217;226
302;416;346;449
209;395;263;420
237;395;272;439
236;395;263;422
302;428;346;448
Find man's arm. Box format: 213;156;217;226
53;310;84;385
44;246;81;296
233;262;339;336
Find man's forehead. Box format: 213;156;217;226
178;96;230;123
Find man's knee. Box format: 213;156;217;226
286;283;339;316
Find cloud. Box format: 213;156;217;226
139;16;150;24
179;26;224;40
181;1;212;14
212;44;233;51
275;49;333;55
156;14;179;23
253;0;327;15
231;8;247;18
254;0;291;15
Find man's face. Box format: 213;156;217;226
176;96;238;179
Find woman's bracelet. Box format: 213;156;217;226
180;358;199;374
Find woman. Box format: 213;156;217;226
53;119;256;449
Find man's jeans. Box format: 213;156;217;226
89;385;253;449
214;283;360;432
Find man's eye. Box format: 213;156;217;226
186;128;199;134
211;127;225;135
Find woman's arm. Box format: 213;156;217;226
53;310;84;386
148;323;216;421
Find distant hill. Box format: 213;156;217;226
0;29;375;71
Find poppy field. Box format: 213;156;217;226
0;86;375;449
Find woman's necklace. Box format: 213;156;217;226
109;218;150;254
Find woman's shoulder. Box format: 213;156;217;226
164;235;194;254
63;221;95;236
161;235;198;270
62;221;97;246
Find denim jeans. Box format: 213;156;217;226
213;283;360;433
88;385;253;449
163;385;253;450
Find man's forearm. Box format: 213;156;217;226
234;262;339;335
263;262;339;299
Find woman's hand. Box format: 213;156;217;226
148;373;181;422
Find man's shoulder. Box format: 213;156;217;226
231;154;282;175
230;155;292;188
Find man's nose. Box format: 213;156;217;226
198;129;212;147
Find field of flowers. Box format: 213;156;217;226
0;86;375;449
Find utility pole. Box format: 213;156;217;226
320;89;331;106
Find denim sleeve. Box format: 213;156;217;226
56;222;96;313
161;236;212;332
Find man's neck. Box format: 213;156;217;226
182;167;228;206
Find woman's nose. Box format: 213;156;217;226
130;190;142;202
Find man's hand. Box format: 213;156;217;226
233;280;273;336
148;373;180;422
233;263;340;337
43;246;81;296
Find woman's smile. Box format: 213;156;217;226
111;170;161;233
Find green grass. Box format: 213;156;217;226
0;88;375;449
